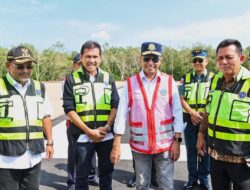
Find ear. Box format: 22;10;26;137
240;55;245;64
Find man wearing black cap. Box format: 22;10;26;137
63;41;119;190
64;53;99;189
111;42;184;190
179;50;213;190
0;46;54;190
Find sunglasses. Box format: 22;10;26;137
192;58;204;64
143;55;160;63
11;63;33;70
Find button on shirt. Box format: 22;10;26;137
0;73;53;169
114;70;184;135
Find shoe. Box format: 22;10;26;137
183;181;198;189
88;175;99;186
151;178;159;187
127;175;136;188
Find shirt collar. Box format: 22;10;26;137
192;69;207;77
140;70;161;81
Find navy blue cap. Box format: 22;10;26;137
191;50;208;58
73;53;81;64
141;42;162;56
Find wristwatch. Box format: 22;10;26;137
46;139;54;146
105;124;112;132
174;136;182;143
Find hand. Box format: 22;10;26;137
97;126;109;135
87;129;106;142
45;145;54;160
196;132;207;156
190;111;203;125
170;141;180;161
110;144;120;165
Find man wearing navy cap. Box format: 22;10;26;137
179;49;213;190
0;46;54;190
111;42;184;190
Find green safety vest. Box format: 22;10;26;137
183;71;214;113
72;68;111;133
0;75;45;156
206;70;250;156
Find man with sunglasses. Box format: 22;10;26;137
197;39;250;190
111;42;184;190
179;50;213;190
0;46;54;190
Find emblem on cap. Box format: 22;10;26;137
21;48;31;57
148;43;156;51
239;92;246;99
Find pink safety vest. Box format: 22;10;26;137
128;73;174;154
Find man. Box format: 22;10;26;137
0;46;54;190
197;39;250;190
65;53;99;189
63;41;119;190
179;50;213;190
111;42;184;190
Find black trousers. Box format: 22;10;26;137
0;162;41;190
211;157;250;190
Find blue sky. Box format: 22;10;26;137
1;0;250;52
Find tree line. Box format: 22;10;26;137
0;42;249;81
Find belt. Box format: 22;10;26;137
208;147;245;164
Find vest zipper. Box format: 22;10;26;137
211;90;225;147
91;82;97;129
22;95;30;147
195;82;199;111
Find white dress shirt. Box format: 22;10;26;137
0;73;53;169
114;70;184;135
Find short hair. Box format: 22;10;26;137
216;39;242;55
80;41;102;56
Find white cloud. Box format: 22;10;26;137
96;23;120;31
91;30;111;41
136;11;250;47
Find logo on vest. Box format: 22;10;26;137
75;86;90;96
36;89;41;95
160;89;167;96
239;92;246;99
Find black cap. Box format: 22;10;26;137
141;42;162;56
7;46;37;64
191;49;208;58
73;53;81;64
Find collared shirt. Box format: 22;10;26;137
0;73;53;169
114;70;184;135
179;69;208;96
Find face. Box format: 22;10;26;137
72;62;81;71
141;54;162;77
192;57;208;73
7;61;33;85
81;48;101;75
216;44;244;76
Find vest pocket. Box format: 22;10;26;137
104;88;111;104
0;100;13;120
230;100;250;122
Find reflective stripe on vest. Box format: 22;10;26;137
72;69;111;125
183;72;214;113
128;73;174;154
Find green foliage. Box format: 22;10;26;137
0;42;249;81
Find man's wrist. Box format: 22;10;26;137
105;124;112;132
46;139;54;146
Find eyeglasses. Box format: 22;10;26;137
11;63;33;70
192;58;204;64
143;55;160;63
